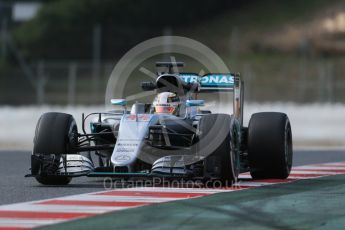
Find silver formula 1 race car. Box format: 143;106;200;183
27;62;293;185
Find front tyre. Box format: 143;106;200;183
248;112;293;179
35;175;72;186
198;114;240;185
32;112;78;185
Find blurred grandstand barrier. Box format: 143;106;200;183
0;61;114;105
1;56;344;105
1;103;344;150
237;57;342;103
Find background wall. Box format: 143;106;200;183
0;0;345;149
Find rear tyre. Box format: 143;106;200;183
32;112;78;185
248;112;293;179
198;114;240;185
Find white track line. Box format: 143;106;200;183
0;218;61;228
294;166;345;170
109;187;229;193
233;181;278;187
61;194;181;203
290;170;339;175
238;174;252;179
288;175;323;179
0;204;125;214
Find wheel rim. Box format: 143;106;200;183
284;122;293;173
230;128;240;182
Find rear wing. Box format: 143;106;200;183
179;73;244;126
179;73;235;92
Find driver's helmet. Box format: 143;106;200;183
153;92;181;115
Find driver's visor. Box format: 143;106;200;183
155;106;175;114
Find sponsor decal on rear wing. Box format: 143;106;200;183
179;73;234;91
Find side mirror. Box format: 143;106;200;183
186;99;204;107
111;99;127;114
110;99;127;106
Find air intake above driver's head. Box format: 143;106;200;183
156;74;200;95
156;61;185;74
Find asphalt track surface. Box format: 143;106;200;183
1;150;345;205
